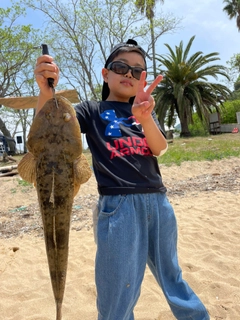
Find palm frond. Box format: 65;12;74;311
182;35;195;61
154;36;231;135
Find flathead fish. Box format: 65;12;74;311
18;96;92;320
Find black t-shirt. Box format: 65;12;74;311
75;100;167;195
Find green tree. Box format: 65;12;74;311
223;0;240;31
22;0;181;101
0;5;41;98
220;99;240;123
0;4;42;151
22;0;149;101
188;112;209;137
225;53;240;98
154;36;231;137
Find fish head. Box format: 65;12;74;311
27;96;82;158
40;96;78;128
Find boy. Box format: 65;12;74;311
34;39;210;320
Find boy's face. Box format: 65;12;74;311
102;51;146;102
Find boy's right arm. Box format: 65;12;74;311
34;55;59;114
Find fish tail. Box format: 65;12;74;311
56;301;62;320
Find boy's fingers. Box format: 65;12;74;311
36;54;54;65
35;62;57;74
34;59;59;87
137;71;147;92
146;75;163;95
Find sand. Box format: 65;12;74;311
0;157;240;319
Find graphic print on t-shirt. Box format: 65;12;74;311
100;109;141;137
100;109;153;159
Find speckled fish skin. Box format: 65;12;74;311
18;96;91;320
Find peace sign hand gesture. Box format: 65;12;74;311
131;72;166;156
132;71;163;125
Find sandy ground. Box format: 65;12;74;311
0;157;240;319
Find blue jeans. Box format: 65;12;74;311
95;193;210;320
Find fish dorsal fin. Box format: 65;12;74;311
18;152;36;185
73;154;92;197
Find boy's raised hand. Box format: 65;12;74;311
34;55;59;98
132;71;163;123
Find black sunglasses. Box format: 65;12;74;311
107;61;145;80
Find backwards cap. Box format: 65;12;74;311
102;39;149;102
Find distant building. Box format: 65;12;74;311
0;132;16;155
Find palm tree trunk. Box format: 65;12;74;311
158;111;166;135
179;114;191;137
150;17;157;78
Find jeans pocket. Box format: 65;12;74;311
98;194;127;218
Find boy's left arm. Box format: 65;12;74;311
132;72;168;156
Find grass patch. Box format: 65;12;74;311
17;178;32;187
16;179;33;193
17;178;33;193
158;133;240;166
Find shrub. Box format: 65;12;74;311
220;100;240;123
188;113;209;136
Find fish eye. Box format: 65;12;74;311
45;111;52;120
63;113;71;122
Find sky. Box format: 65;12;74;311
2;0;239;68
158;0;239;68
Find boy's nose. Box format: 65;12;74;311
125;70;133;78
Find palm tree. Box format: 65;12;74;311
135;0;164;77
135;0;164;19
154;36;231;137
223;0;240;31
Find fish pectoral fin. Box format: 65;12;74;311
18;152;36;185
73;154;92;197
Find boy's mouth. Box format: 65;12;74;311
120;80;133;86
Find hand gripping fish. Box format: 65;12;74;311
18;96;92;320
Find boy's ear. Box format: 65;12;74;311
102;68;109;83
143;80;147;87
